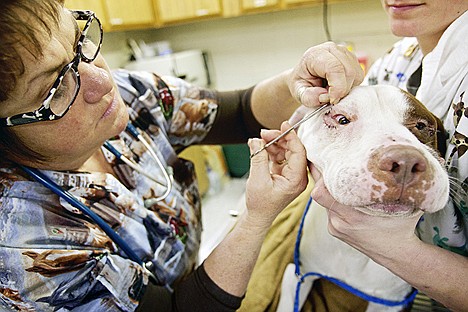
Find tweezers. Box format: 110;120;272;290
250;104;330;158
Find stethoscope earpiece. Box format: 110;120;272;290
104;122;173;202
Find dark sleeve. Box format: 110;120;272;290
172;262;243;312
201;87;264;144
136;263;243;312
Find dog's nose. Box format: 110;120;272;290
377;146;427;186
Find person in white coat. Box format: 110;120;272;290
300;1;468;310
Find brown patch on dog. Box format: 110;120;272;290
367;144;433;208
401;90;447;156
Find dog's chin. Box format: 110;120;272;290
355;204;420;218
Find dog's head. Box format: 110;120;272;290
298;85;449;216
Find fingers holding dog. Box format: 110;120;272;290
289;42;364;106
325;43;365;103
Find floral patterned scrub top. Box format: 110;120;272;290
364;11;468;256
0;70;223;311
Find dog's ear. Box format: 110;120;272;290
432;112;448;157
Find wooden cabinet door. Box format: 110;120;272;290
102;0;156;30
283;0;347;6
64;0;109;31
283;0;317;5
241;0;280;11
222;0;241;17
156;0;191;23
157;0;221;24
193;0;222;17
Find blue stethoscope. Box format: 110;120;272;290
19;122;174;286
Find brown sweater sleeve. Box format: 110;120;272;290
136;263;243;312
172;262;243;312
201;87;264;144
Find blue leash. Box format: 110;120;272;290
293;197;418;311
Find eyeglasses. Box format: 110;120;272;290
0;10;103;127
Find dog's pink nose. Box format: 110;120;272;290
377;146;427;186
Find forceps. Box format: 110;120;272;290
250;104;330;158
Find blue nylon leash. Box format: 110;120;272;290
293;197;418;311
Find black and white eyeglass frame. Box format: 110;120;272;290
0;10;103;127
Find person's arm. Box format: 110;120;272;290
203;121;308;297
251;42;364;129
204;42;364;145
309;165;468;311
137;122;307;312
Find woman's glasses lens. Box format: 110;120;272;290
82;18;101;60
49;16;101;116
49;68;79;116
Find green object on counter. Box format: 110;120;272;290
222;144;250;178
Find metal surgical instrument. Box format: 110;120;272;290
250;104;330;158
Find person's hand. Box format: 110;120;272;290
289;42;364;106
245;121;308;227
309;163;423;259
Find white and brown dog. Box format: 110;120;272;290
277;85;450;312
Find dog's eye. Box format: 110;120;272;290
336;115;350;125
415;122;427;130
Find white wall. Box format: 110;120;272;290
101;0;399;90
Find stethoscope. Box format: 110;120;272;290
19;122;175;286
103;122;173;203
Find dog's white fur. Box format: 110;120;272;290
277;85;450;312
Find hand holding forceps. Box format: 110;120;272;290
250;103;330;158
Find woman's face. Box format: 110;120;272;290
381;0;467;51
5;8;128;170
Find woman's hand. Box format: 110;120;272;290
289;41;364;107
245;121;308;227
204;123;307;297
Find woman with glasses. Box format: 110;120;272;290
0;1;362;311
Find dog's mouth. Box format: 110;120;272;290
307;161;424;217
358;203;419;217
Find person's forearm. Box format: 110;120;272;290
201;125;307;298
202;213;271;297
368;238;468;311
250;69;300;129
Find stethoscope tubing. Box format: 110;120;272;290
106;123;173;203
102;141;167;186
17;123;174;285
20;165;144;266
126;123;173;202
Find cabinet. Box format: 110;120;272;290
283;0;349;7
65;0;157;31
156;0;222;24
102;0;156;30
67;0;356;31
64;0;109;30
241;0;280;12
222;0;241;17
283;0;318;5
